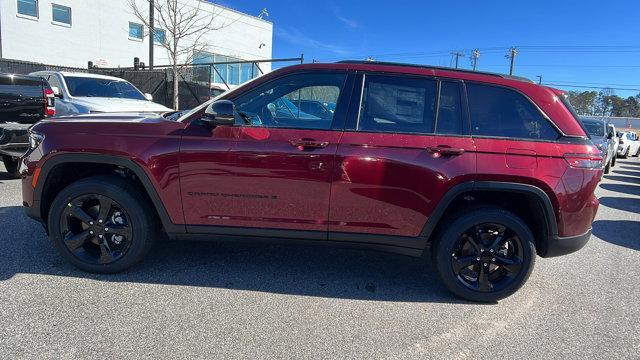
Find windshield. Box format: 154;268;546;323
64;76;146;100
581;119;605;137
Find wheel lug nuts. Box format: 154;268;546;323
490;249;494;253
89;231;94;235
98;235;103;238
104;228;109;231
484;263;488;267
89;221;94;225
98;220;103;223
476;257;480;261
492;258;496;262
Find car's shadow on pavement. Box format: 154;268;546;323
599;182;640;196
603;175;640;184
612;169;640;177
598;197;640;214
593;220;640;251
0;206;466;304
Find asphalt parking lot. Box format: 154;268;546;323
0;160;638;359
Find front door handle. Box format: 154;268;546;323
289;138;329;150
426;145;465;156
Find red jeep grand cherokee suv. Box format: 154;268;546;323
20;61;601;302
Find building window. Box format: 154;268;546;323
193;51;260;86
154;29;166;44
17;0;38;18
129;22;144;40
52;4;71;25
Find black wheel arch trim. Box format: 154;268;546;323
33;153;185;234
420;181;559;253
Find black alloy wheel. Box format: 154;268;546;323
451;223;524;293
48;175;157;273
432;207;535;302
60;194;133;265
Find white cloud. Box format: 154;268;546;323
276;27;353;56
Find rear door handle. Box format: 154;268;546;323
289;138;329;150
426;145;465;156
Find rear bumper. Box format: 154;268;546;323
544;228;592;257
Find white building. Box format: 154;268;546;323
0;0;273;85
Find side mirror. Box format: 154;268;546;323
203;100;235;126
51;86;63;98
607;132;614;140
144;93;154;101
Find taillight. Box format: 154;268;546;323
44;88;56;117
563;153;603;169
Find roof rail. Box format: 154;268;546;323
336;60;534;83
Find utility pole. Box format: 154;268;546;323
470;49;480;71
536;75;543;84
451;51;464;69
506;47;518;75
148;0;154;70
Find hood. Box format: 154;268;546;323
47;112;169;124
72;97;173;113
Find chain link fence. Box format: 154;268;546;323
0;57;303;110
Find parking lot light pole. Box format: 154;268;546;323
149;0;154;70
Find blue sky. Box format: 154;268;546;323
222;0;640;97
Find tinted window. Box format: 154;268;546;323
233;72;346;130
129;22;144;39
436;82;463;135
17;0;38;17
52;4;71;24
358;75;437;134
64;77;146;100
46;74;63;91
581;119;605;137
154;29;165;43
468;84;559;140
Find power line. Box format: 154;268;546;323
544;83;640;92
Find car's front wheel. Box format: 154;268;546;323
47;175;158;273
432;207;536;302
2;155;21;178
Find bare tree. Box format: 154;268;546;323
128;0;227;109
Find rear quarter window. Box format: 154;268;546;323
467;83;559;140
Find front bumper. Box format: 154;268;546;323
0;124;30;157
544;228;592;257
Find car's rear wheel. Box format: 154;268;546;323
2;155;21;178
47;175;158;273
604;159;611;174
611;154;617;167
432;207;536;302
621;147;629;159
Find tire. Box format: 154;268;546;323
621;147;629;159
47;175;158;273
1;155;21;178
611;155;616;167
634;147;640;157
604;159;611;174
431;207;536;302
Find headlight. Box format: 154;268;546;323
29;132;44;150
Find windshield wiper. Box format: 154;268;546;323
237;110;252;124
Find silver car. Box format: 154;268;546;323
29;71;172;116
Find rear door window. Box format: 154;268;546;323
358;75;437;134
467;83;559;140
436;82;464;135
